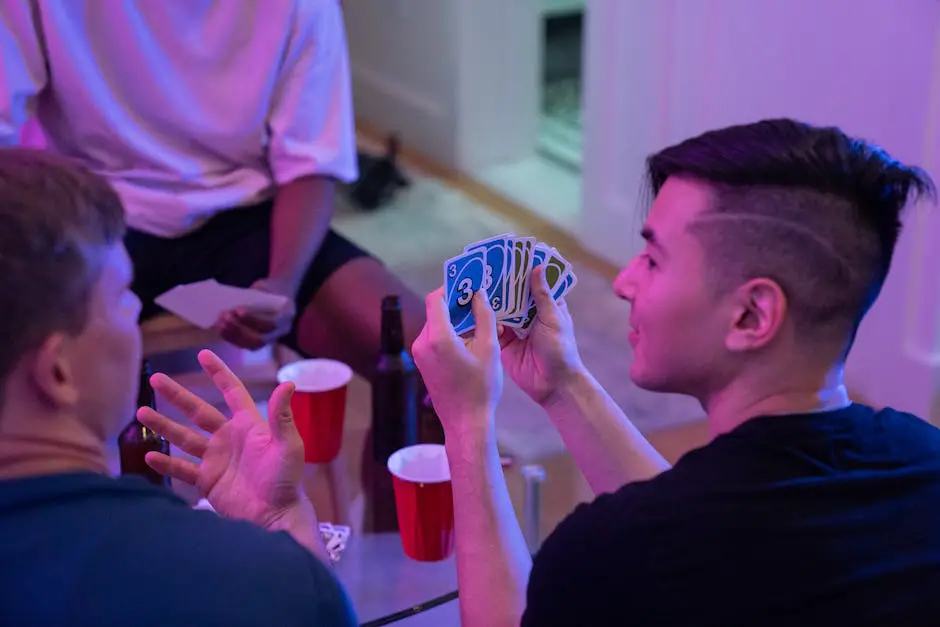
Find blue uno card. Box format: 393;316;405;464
531;245;547;270
444;249;487;334
553;271;577;301
464;233;512;315
501;246;545;326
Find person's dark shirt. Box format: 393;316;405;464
523;404;940;626
0;472;356;626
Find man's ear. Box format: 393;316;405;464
29;333;80;409
724;278;787;352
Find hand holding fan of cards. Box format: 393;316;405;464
444;233;577;338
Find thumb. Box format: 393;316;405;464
267;381;297;440
530;265;560;320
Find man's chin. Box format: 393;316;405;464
629;364;676;394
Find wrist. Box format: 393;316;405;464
445;431;500;474
265;495;327;559
541;365;594;412
444;412;498;454
265;493;317;533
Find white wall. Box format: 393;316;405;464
343;1;458;166
344;0;540;171
581;0;940;419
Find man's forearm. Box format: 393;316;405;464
447;423;531;627
268;176;336;294
543;369;671;495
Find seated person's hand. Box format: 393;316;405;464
215;278;297;350
498;265;586;406
137;349;307;529
412;288;503;437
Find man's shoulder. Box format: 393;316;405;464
0;474;357;627
875;404;940;431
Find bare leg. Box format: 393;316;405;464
294;257;426;532
302;457;352;526
294;256;424;379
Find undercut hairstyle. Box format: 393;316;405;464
0;149;125;401
646;118;935;345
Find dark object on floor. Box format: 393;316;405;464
349;135;410;211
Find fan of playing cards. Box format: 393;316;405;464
444;233;577;339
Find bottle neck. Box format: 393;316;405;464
125;360;156;430
137;360;156;412
380;307;405;355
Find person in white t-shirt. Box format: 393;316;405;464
0;0;423;381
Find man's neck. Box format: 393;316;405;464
0;427;110;481
703;366;851;437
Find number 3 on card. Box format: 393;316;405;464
456;277;473;306
443;250;486;334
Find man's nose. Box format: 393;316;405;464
613;264;635;301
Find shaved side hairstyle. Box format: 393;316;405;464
646;118;934;348
0;149;126;406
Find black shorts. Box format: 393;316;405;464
126;199;371;353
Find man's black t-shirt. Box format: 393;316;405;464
523;404;940;626
0;472;356;627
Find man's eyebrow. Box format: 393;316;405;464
641;227;667;254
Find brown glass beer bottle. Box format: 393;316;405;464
365;295;419;531
118;360;171;488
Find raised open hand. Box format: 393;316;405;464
137;349;306;529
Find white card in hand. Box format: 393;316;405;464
210;283;290;313
154;280;226;329
154;280;290;330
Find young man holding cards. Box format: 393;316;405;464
414;120;940;626
0;0;424;380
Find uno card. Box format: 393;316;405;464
501;244;547;327
540;245;571;296
553;267;578;301
532;244;549;269
444;249;486;334
496;235;517;317
464;233;513;314
513;302;540;338
506;237;536;317
514;251;578;338
503;244;569;328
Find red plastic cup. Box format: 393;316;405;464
276;360;353;463
388;444;455;562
